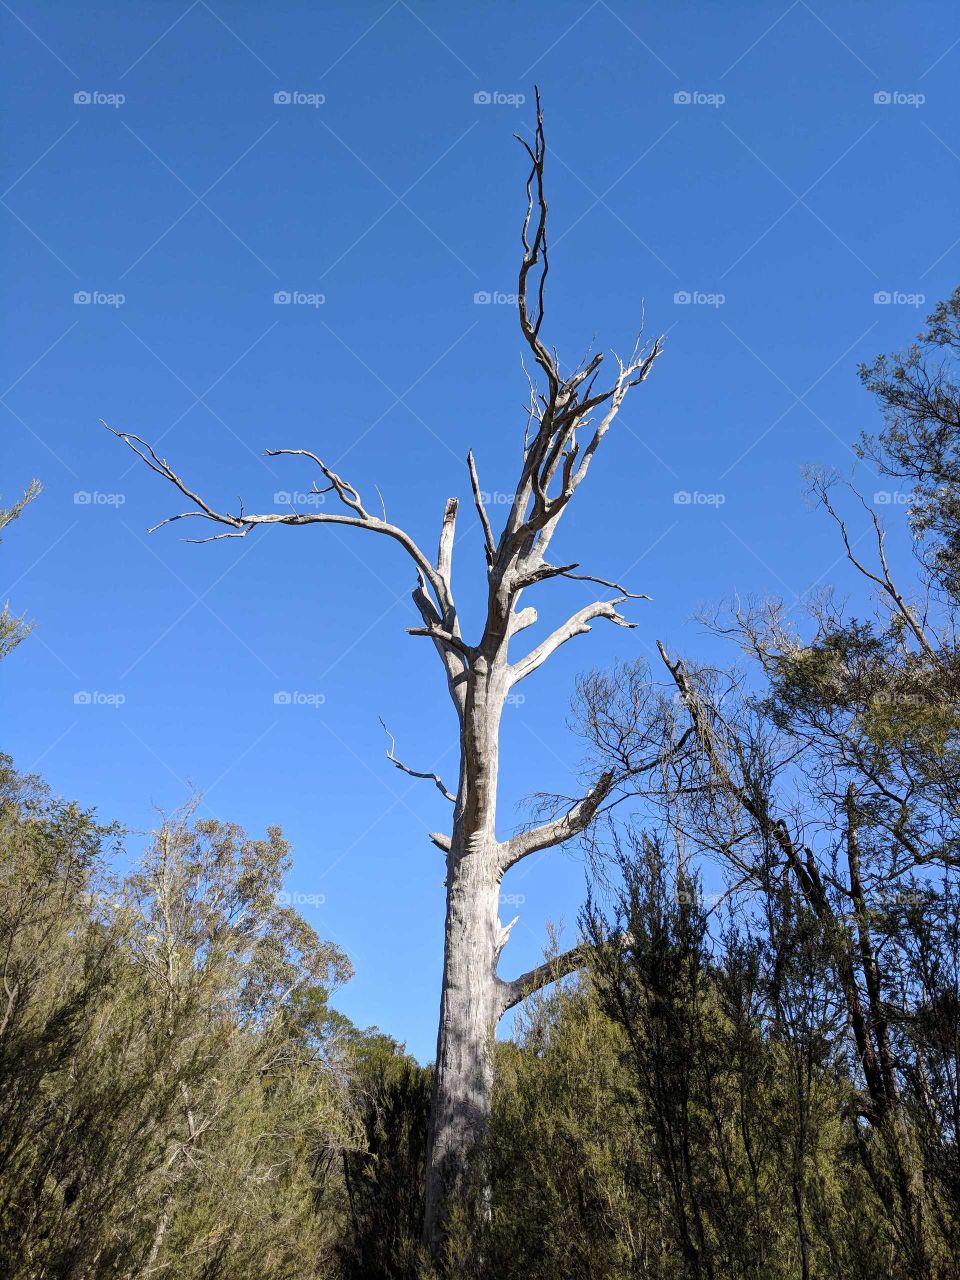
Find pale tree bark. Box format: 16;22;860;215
107;89;662;1263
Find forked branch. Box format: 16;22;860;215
515;87;553;388
813;476;940;666
509;599;640;686
476;94;663;639
102;423;454;621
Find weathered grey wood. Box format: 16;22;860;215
107;89;662;1266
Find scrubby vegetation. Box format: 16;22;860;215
3;296;960;1277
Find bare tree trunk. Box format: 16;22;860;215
423;662;507;1249
109;89;662;1268
423;833;501;1248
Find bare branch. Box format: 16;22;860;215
102;423;238;527
169;522;256;544
560;570;651;599
486;100;663;625
498;942;591;1012
509;599;637;686
501;768;615;870
437;497;458;598
655;638;901;1118
406;625;474;662
508;605;538;636
265;448;369;519
379;719;456;803
815;478;941;665
655;641;830;915
467;451;496;566
495;914;520;958
411;575;469;718
568;339;663;493
514;560;581;589
515;86;556;391
104;423;453;616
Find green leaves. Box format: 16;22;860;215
0;771;357;1280
0;479;40;660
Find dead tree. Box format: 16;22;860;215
107;91;662;1257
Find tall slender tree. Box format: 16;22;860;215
108;91;662;1255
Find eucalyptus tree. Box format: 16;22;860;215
108;93;662;1254
0;768;357;1280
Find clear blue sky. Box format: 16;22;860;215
3;0;958;1059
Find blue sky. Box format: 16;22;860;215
3;0;958;1060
